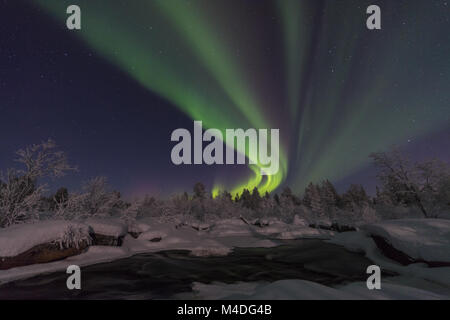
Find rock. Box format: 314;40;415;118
128;231;142;239
0;240;90;270
331;223;357;233
85;218;128;247
190;223;211;231
371;235;416;266
363;219;450;267
371;235;450;267
309;222;356;233
140;230;166;242
91;233;124;247
253;218;270;228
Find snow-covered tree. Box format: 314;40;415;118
302;183;326;223
120;198;142;226
320;180;339;208
0;140;75;227
310;185;324;217
193;182;207;199
80;177;120;217
370;149;450;218
15;139;74;178
0;169;44;227
54;177;120;219
341;184;370;210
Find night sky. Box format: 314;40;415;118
1;0;449;198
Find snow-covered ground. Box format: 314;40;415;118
177;279;445;300
327;219;450;295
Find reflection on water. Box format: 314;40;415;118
0;240;374;299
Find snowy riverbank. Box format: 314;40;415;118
0;217;332;284
1;217;449;299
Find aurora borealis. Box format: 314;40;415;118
1;0;449;197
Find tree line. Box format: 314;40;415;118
1;140;449;228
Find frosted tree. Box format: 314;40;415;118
375;186;394;206
55;177;120;219
258;192;277;219
436;175;450;212
193;182;207;199
319;180;340;220
0;139;75;227
80;177;120;217
302;183;325;223
341;184;370;210
15;139;75;180
310;185;324;218
120;198;142;226
320;180;339;208
202;191;238;221
0;169;44;227
370;149;450;218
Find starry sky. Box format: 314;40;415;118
0;0;449;198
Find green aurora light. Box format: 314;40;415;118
35;0;450;196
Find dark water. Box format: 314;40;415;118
0;240;375;299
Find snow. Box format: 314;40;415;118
184;279;445;300
275;227;334;240
0;218;285;284
209;218;334;240
0;220;91;257
293;215;309;226
0;244;131;285
84;218;128;237
361;219;450;263
139;230;167;241
339;281;446;300
327;230;371;254
327;227;450;289
127;220;151;234
2;216;449;298
133;222;232;256
209;219;254;237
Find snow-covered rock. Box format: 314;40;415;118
0;220;91;258
129;219;152;233
85;218;127;237
0;220;91;270
327;231;370;253
328;224;450;289
209;219;254;237
85;218;128;246
189;222;212;231
361;219;450;265
139;230;166;242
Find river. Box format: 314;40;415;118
0;239;375;299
